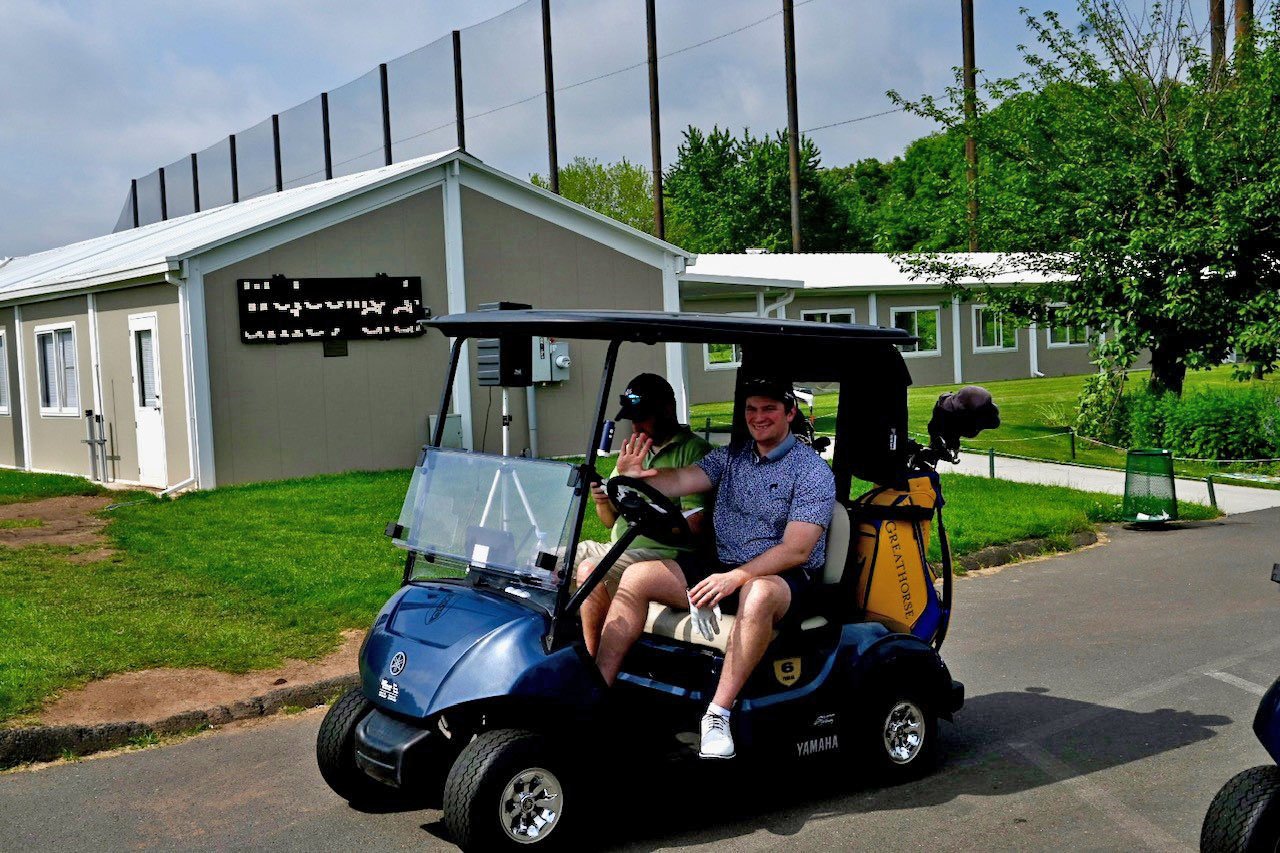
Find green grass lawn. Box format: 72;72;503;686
0;463;1215;726
689;365;1280;483
0;469;112;505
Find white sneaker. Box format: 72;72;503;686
699;712;735;759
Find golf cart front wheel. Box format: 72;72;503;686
1201;765;1280;853
856;688;938;783
443;729;573;851
316;687;389;804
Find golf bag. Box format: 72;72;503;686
847;470;949;646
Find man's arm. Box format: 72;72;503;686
688;521;824;608
614;433;712;498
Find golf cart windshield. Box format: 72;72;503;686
393;447;579;591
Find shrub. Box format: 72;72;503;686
1121;387;1280;461
1075;370;1129;442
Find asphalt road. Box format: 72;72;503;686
3;509;1278;852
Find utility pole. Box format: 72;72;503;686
961;0;979;253
645;0;664;239
782;0;802;252
1210;0;1226;72
1235;0;1253;48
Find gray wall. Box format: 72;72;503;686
0;307;22;467
460;187;667;457
19;297;92;477
204;188;449;485
95;284;190;485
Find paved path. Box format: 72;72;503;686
3;508;1279;851
952;450;1280;515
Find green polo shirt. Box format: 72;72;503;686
608;425;714;558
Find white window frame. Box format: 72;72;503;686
972;304;1019;353
1045;302;1089;348
703;311;753;371
800;307;857;325
0;329;9;416
889;306;943;358
34;322;80;417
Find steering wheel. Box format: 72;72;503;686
606;475;691;547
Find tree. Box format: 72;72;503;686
891;0;1280;394
530;156;654;235
664;126;851;253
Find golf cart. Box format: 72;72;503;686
316;310;995;850
1200;564;1280;852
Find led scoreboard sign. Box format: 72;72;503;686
238;275;427;344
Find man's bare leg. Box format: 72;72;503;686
574;560;611;657
596;559;689;685
712;576;791;709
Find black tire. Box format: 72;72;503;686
1201;765;1280;853
852;686;938;784
443;729;574;852
315;687;390;804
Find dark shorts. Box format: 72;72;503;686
675;552;814;626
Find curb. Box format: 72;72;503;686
955;530;1098;573
0;673;358;769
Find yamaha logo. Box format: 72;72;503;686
389;651;407;676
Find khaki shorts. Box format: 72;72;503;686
573;540;670;596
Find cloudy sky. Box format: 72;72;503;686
1;0;1091;258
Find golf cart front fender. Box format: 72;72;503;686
360;582;602;720
846;628;964;718
1254;677;1280;764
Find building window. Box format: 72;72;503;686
0;331;9;415
973;305;1018;352
1046;304;1088;347
890;307;941;357
704;342;742;370
801;308;856;325
35;325;79;416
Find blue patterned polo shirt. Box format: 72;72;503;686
695;433;836;576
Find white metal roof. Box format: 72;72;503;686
0;149;692;303
683;252;1066;291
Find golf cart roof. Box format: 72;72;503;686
426;309;915;346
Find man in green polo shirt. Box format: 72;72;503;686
575;373;714;656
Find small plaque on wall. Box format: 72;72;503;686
238;275;427;343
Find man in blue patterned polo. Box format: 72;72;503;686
594;376;836;759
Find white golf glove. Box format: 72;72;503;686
687;589;721;642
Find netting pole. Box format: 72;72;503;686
380;63;393;166
645;0;665;239
782;0;801;252
542;0;560;194
272;114;283;192
1210;0;1226;72
191;153;201;213
453;30;466;150
321;92;334;180
159;167;168;221
1236;0;1254;47
130;180;140;228
961;0;979;252
230;134;240;203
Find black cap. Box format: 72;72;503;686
615;373;676;420
740;375;794;406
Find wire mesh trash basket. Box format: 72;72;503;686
1123;448;1178;523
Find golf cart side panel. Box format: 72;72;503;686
849;631;964;717
1254;677;1280;764
362;582;600;720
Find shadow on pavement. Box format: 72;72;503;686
599;688;1229;851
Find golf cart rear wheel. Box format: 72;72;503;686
855;688;938;783
444;729;572;851
1201;765;1280;853
316;687;389;804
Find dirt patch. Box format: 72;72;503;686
0;495;114;549
37;630;364;727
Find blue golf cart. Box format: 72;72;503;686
316;310;993;850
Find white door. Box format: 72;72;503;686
129;314;167;487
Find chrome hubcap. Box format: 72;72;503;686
882;700;925;764
499;767;562;844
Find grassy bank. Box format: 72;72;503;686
689;365;1280;484
0;466;1214;724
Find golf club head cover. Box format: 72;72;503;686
928;385;1001;453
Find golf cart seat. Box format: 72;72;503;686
641;504;852;651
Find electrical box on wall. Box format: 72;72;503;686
428;412;464;448
531;337;571;383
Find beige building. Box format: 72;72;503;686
0;150;694;489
